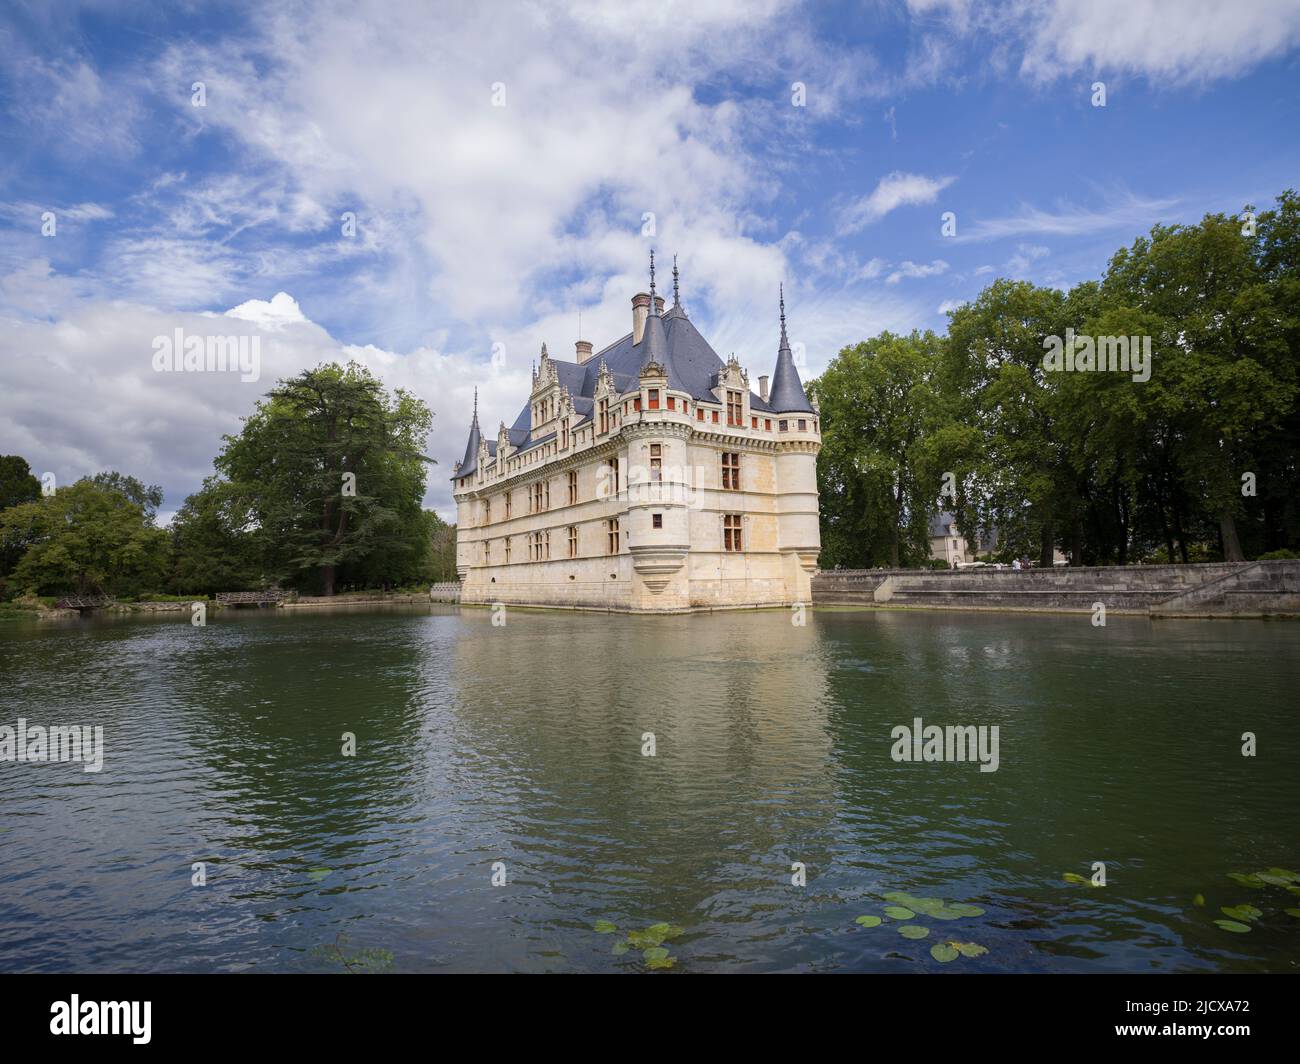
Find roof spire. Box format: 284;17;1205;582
672;254;680;306
648;248;658;314
768;282;813;413
473;386;478;423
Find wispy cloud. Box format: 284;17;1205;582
954;192;1180;242
838;172;956;234
886;259;950;284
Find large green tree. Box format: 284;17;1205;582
214;362;434;595
0;479;167;596
0;455;41;512
810;330;943;567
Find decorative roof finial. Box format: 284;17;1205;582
779;283;790;349
672;254;680;306
649;248;657;311
473;386;478;421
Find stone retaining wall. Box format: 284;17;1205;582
813;561;1300;617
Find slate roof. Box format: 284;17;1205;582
454;284;810;479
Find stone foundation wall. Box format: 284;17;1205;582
813;561;1300;617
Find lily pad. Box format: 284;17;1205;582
930;906;967;920
1062;872;1094;886
594;920;618;934
946;903;985;917
1220;904;1262;923
1283;908;1300;919
908;897;947;915
646;955;675;970
1193;893;1205;907
1227;872;1266;888
627;926;669;948
882;891;916;904
954;942;989;958
1255;873;1291;886
1213;919;1252;934
612;941;630;955
930;942;959;962
643;946;669;961
306;868;331;883
899;924;929;939
854;915;882;928
1265;868;1299;883
883;906;915;920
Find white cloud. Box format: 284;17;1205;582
886;259;950;284
839;172;956;234
1017;0;1300;85
1005;242;1050;275
955;191;1180;241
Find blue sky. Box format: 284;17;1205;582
2;0;1299;518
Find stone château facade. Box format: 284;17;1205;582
451;257;821;612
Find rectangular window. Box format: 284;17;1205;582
723;514;743;552
726;389;743;426
505;537;511;563
650;443;662;482
798;419;807;431
599;399;609;435
667;396;675;411
778;419;788;432
484;499;491;523
607;457;620;493
721;452;740;490
711;410;719;424
607;518;620;555
561;420;569;450
652;513;662;529
764;419;772;431
648;389;660;410
544;530;550;560
484;540;491;563
568;525;578;558
697;409;704;421
634;396;642;412
751;416;758;429
568;470;578;505
505;492;512;519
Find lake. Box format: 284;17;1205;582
0;604;1296;973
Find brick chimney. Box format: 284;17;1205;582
632;293;650;344
759;375;770;402
575;339;594;364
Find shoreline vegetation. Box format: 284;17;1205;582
2;193;1298;609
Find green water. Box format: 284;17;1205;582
0;604;1296;972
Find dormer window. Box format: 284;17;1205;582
648;389;660;410
726;390;742;426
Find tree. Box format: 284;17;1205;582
0;455;40;512
168;476;265;594
215;362;434;594
87;471;164;522
811;331;943;567
0;480;167;596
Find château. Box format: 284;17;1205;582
452;256;821;611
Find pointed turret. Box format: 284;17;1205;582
641;249;669;370
767;284;814;413
456;387;482;477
